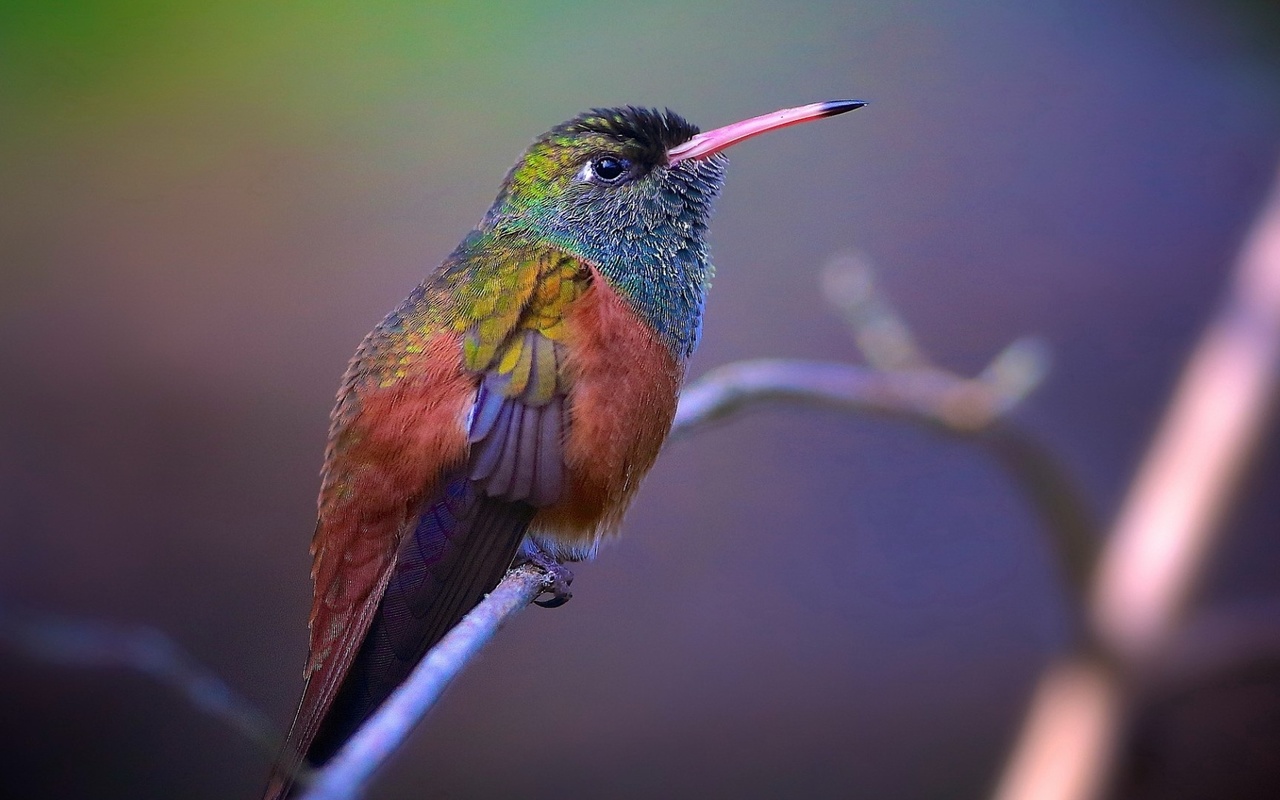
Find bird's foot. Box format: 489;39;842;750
517;544;574;608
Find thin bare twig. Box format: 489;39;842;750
820;254;1099;598
994;158;1280;800
672;355;1097;602
298;567;550;800
0;608;281;754
672;356;1029;437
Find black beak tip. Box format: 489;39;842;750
822;99;867;117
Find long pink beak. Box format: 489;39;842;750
666;99;865;165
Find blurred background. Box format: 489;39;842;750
2;1;1279;798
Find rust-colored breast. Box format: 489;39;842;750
531;271;684;557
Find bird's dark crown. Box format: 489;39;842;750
555;107;700;163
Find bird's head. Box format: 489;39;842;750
486;101;863;258
485;106;720;247
483;101;864;357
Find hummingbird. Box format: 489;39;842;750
263;99;863;798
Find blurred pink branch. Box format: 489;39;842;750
994;159;1280;800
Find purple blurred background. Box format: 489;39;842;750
2;1;1279;797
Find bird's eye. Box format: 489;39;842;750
589;156;629;183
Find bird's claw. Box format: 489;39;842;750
518;546;574;608
534;583;572;608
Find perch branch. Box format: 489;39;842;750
993;158;1280;800
297;566;550;800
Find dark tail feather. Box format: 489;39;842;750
265;477;533;798
308;477;533;764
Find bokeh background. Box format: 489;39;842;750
3;2;1279;798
